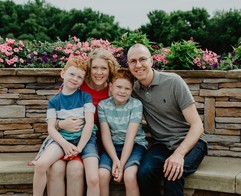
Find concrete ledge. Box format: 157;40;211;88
235;172;241;194
1;153;241;194
185;156;241;193
0;153;35;185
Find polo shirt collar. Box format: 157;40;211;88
135;69;159;89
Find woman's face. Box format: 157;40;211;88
90;58;110;86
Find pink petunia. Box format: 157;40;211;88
14;48;19;53
53;54;58;58
18;41;25;47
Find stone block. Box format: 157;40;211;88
0;106;25;118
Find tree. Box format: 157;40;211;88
207;9;241;54
140;8;210;48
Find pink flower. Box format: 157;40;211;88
19;58;24;63
5;51;13;56
81;53;88;60
73;36;79;42
18;41;25;47
14;48;19;53
6;38;15;44
55;46;63;50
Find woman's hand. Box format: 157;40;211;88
59;116;84;132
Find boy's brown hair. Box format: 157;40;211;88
111;68;135;87
63;57;87;72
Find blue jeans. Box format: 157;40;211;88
137;139;207;196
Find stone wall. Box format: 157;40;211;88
0;68;241;157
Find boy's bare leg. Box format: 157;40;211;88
124;165;139;196
33;144;64;196
99;168;112;196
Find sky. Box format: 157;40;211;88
12;0;241;30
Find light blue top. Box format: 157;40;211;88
98;96;148;148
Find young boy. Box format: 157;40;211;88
98;68;148;196
32;57;100;196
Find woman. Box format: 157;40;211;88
32;48;120;196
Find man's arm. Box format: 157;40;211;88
163;103;204;181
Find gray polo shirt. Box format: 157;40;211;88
132;69;206;150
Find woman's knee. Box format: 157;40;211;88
47;160;66;180
66;160;85;180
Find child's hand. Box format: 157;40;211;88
112;159;121;181
76;146;83;155
62;141;79;158
113;166;123;183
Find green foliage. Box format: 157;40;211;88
140;8;241;55
0;30;240;70
1;0;241;56
0;0;125;42
112;31;155;54
218;41;241;70
163;40;200;70
0;35;121;68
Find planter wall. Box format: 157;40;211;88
0;68;241;157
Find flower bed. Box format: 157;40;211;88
0;32;241;70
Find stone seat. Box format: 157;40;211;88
185;156;241;194
0;153;35;185
1;153;241;195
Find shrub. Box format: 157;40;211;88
0;33;240;70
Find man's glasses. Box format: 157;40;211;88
128;56;152;66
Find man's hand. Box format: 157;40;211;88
163;152;184;181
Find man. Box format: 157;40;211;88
127;43;207;196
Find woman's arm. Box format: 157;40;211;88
58;117;84;132
48;118;78;156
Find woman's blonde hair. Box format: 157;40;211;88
85;48;120;83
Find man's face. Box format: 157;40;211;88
127;46;153;83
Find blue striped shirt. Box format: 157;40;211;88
98;96;148;148
47;89;98;140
